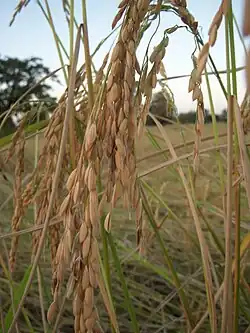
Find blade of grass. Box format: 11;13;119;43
33;105;48;333
221;95;234;333
97;249;120;333
68;0;77;169
37;1;69;59
107;232;139;333
137;132;228;164
204;65;225;197
81;0;94;112
139;184;195;329
39;0;68;83
141;179;199;251
160;65;245;83
2;265;32;332
149;113;217;333
139;142;231;178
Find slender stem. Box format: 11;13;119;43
225;15;232;96
160;66;245;82
196;35;228;98
82;0;94;112
69;0;75;65
37;1;69;59
233;14;248;57
233;184;240;333
34;106;47;333
221;95;233;333
204;67;225;194
228;8;238;98
37;267;47;333
40;0;68;84
68;0;76;169
228;5;241;332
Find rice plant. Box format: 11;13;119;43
1;0;250;332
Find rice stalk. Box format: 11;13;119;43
40;0;68;83
243;0;250;92
7;23;82;333
221;95;233;333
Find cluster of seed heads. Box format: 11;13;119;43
93;0;151;250
47;52;112;331
169;0;198;34
8;128;25;272
187;0;230;171
7;1;250;332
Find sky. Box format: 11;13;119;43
0;0;248;113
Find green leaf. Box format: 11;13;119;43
108;233;140;333
3;265;32;332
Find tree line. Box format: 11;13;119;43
0;55;59;137
0;55;228;138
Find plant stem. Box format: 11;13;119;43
41;0;68;84
82;0;94;112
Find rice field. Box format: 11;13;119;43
1;0;250;333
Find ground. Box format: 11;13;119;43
1;122;250;332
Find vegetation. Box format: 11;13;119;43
0;55;59;137
0;1;250;333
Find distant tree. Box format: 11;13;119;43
0;55;59;137
178;109;222;124
220;108;227;122
204;108;212;123
178;110;196;123
146;89;176;126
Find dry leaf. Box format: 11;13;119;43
209;24;218;47
208;3;223;35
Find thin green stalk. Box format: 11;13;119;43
204;68;225;195
81;0;94;112
141;179;199;250
233;14;248;57
160;66;245;83
227;5;241;332
225;15;232;96
37;1;69;59
228;7;238;98
150;114;217;332
69;0;75;66
34;105;47;333
221;96;234;333
100;216;112;296
99;219;116;333
233;185;240;333
68;0;77;169
36;267;47;333
140;185;195;330
107;233;139;333
196;34;227;98
40;0;68;84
